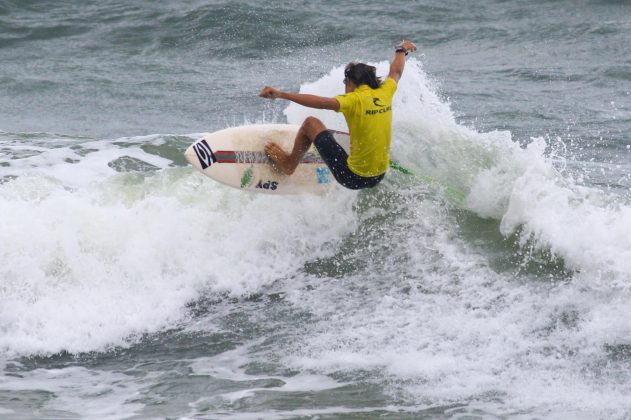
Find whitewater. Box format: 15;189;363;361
2;54;631;418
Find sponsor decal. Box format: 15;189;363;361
365;105;391;116
240;167;254;188
234;151;269;164
193;139;217;169
316;167;330;184
372;97;385;107
256;180;279;190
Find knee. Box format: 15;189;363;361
302;116;321;129
302;116;326;138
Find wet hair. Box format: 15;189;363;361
344;63;382;89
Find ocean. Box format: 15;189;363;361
1;0;631;418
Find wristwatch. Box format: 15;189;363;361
395;45;408;56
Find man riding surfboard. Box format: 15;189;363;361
259;40;417;190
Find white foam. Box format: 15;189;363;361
283;221;631;417
467;135;631;283
0;164;357;356
286;58;631;284
0;134;172;188
187;405;421;420
2;58;631;419
190;342;346;391
0;366;144;419
273;59;631;418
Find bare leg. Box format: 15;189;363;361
265;116;327;175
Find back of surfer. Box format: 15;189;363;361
259;40;417;190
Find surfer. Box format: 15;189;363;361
259;40;417;190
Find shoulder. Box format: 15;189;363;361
334;92;359;112
381;78;398;92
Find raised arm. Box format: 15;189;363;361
388;40;417;82
259;87;340;111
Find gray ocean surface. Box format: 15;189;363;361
1;0;631;419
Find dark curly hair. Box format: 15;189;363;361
344;62;382;89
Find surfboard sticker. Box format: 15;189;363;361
316;167;331;184
210;150;322;165
192;139;216;169
240;167;254;188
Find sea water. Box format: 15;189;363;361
1;1;631;418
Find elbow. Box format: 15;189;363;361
389;72;403;83
318;99;338;111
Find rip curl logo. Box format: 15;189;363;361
193;139;216;169
372;97;385;107
365;105;392;116
366;97;390;115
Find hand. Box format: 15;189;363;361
395;40;417;53
259;86;282;99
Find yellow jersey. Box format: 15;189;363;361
335;78;397;177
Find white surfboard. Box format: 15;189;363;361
184;124;350;194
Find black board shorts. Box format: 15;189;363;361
314;130;384;190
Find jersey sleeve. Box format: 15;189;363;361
334;93;358;114
381;78;398;97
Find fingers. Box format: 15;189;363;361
259;87;271;98
264;142;278;154
259;86;280;99
396;40;418;53
403;40;417;52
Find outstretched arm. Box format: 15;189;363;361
259;87;340;111
388;40;417;82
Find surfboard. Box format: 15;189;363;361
184;123;466;200
184;124;349;194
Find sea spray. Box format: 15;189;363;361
286;58;631;285
0;138;358;356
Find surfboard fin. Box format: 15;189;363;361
389;160;466;202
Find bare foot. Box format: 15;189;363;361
265;142;295;175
